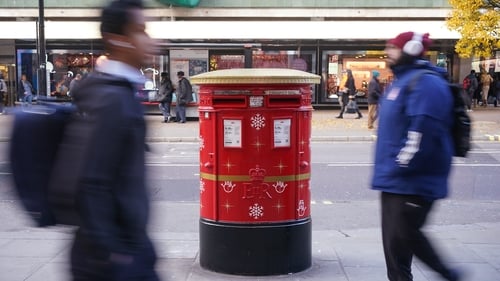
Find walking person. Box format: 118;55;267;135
336;69;362;119
158;71;174;123
0;72;7;114
480;70;493;107
18;74;34;106
68;73;82;95
367;70;382;129
462;70;478;112
372;31;464;281
175;71;193;123
495;74;500;107
66;0;160;280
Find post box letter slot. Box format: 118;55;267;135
268;97;301;107
212;96;246;108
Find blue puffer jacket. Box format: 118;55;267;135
371;60;454;200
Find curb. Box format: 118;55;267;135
0;135;498;143
141;135;497;143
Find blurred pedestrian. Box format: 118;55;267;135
462;70;478;112
68;73;82;95
175;71;193;123
18;73;34;106
158;71;174;123
336;69;362;119
67;0;159;280
371;31;463;281
495;74;500;107
0;72;7;114
367;70;382;129
480;69;493;107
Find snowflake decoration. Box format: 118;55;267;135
199;135;205;151
250;114;266;130
249;203;264;219
273;181;287;194
221;181;236;193
200;179;205;194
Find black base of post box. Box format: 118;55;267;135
199;218;312;276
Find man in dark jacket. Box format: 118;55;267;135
367;70;382;129
372;31;463;281
158;71;174;123
464;70;478;111
67;0;159;280
175;71;193;123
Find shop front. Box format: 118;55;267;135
320;50;392;106
11;38;458;112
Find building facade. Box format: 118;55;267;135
0;0;466;106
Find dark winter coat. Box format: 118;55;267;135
367;77;382;105
69;72;158;280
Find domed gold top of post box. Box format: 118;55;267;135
190;68;321;85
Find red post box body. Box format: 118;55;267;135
191;69;320;276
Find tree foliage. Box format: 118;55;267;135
447;0;500;58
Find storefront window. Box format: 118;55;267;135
209;54;245;71
321;50;391;103
48;51;102;97
252;50;314;72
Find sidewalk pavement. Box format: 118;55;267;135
1;201;500;281
0;107;499;280
0;106;499;143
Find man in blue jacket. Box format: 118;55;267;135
372;31;463;281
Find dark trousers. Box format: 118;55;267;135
465;89;473;110
381;192;455;281
71;230;159;281
0;92;4;113
175;104;187;123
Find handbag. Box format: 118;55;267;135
345;98;357;114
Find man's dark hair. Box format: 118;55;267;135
100;0;143;36
177;71;184;76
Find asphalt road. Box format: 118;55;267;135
1;141;500;233
143;141;500;201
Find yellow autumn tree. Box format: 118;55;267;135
447;0;500;58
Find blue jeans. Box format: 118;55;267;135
23;94;32;106
159;101;171;120
175;104;187;123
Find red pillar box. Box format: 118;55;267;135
191;68;320;276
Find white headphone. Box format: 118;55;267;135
402;33;424;56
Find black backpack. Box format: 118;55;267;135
9;103;80;226
409;70;471;157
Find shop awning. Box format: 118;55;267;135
0;20;460;40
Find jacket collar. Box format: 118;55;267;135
96;59;145;85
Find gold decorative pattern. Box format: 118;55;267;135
191;68;321;85
200;172;310;182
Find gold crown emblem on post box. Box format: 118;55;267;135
249;166;266;183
